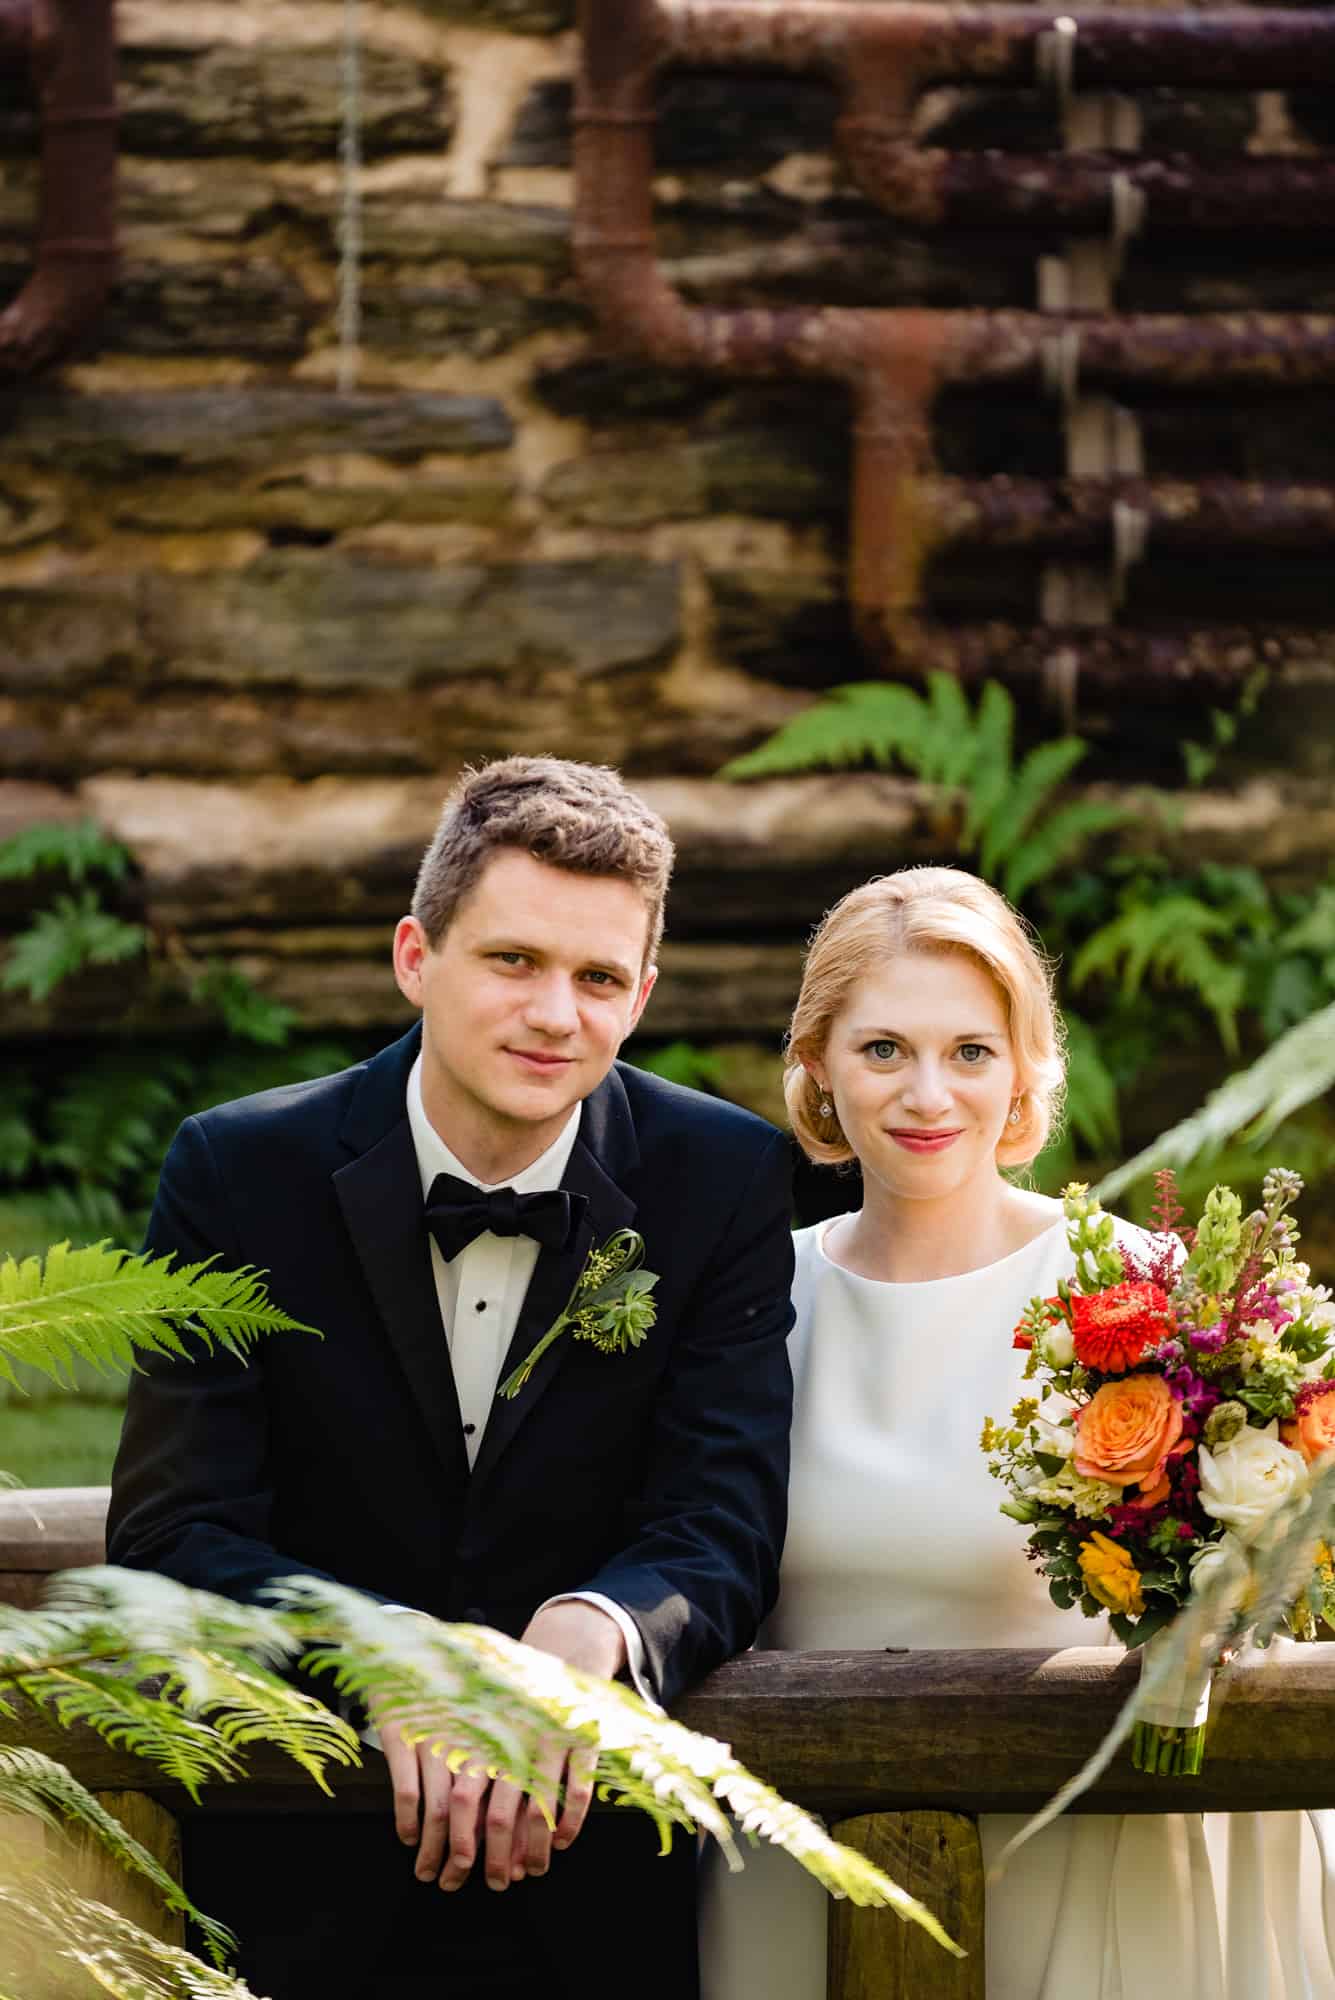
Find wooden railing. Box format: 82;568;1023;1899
5;1489;1335;1997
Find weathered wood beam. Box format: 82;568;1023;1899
4;1502;1335;1818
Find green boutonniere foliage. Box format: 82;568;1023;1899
499;1228;659;1400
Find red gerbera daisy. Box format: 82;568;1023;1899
1071;1281;1174;1375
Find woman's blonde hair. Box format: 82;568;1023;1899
784;866;1065;1170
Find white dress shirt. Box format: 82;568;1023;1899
405;1054;653;1701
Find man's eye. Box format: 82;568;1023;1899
583;971;616;987
492;952;527;966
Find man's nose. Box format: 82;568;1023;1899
523;973;580;1036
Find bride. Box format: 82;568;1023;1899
700;865;1335;2000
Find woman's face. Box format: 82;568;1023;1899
813;950;1021;1203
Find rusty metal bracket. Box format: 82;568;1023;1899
574;0;1335;699
0;0;118;376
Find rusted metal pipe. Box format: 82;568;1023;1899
576;0;1335;697
928;478;1335;553
0;0;118;376
840;143;1335;235
655;2;1335;89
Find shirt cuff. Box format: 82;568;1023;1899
536;1592;661;1713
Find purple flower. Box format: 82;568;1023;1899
1188;1323;1228;1353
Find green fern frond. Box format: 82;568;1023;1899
920;671;977;788
0;820;131;887
1096;998;1335;1201
1061;1012;1122;1155
1002;802;1126;908
978;737;1088;883
0;1871;256;1996
720;683;933;779
0;1747;236;1964
44;1057;185;1187
271;1575;959;1947
189;965;297;1049
0;1242;319;1387
959;679;1015;844
0;1187;132;1267
2;893;147;1003
1072;896;1247;1050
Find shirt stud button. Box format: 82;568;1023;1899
463;1422;476;1436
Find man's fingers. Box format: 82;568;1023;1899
482;1776;525;1891
520;1747;567;1879
380;1722;424;1849
413;1745;454;1882
554;1743;598;1851
438;1764;489;1892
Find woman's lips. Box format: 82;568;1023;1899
889;1128;962;1153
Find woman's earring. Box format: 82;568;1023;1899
820;1094;833;1120
1008;1103;1022;1126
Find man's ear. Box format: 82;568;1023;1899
392;915;429;1008
627;962;658;1035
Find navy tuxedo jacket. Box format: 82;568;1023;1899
108;1023;796;1708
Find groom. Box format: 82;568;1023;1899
107;755;796;1999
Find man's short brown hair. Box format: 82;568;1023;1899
411;756;675;965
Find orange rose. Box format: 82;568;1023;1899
1074;1373;1184;1493
1280;1380;1335;1466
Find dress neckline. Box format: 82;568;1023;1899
812;1212;1066;1291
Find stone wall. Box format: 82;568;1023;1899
2;0;1333;1143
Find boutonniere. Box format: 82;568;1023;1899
498;1227;660;1400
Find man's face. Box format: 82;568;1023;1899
393;848;657;1168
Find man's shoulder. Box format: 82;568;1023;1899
614;1059;783;1162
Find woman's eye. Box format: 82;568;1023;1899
957;1043;992;1064
865;1039;899;1061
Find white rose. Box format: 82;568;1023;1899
1040;1323;1075;1368
1032;1391;1079;1459
1189;1532;1245;1590
1197;1421;1309;1535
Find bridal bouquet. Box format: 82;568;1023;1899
983;1168;1335;1776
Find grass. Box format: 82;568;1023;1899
1;1398;125;1486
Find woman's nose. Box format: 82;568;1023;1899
901;1061;952;1116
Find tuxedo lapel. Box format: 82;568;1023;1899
470;1068;639;1491
332;1028;470;1490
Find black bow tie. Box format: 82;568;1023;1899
424;1173;585;1263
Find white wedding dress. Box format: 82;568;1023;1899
700;1215;1335;2000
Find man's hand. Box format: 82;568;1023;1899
376;1599;626;1893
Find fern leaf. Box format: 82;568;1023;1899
1002;802;1127;907
1060;1012;1122;1155
189;965;297;1049
0;1187;132;1267
0;1746;236;1964
44;1056;185;1186
0;1242;319;1386
0;1871;257;1996
271;1575;960;1946
0;819;131;886
920;670;978;788
959;679;1015;846
977;737;1088;883
2;893;146;1003
719;683;932;780
1072;896;1246;1047
0;1098;38;1185
1096;998;1335;1201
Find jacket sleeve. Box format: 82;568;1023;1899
106;1114;364;1609
578;1129;795;1708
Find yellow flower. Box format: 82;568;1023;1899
1077;1531;1146;1616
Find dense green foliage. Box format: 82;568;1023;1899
727;676;1335;1212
